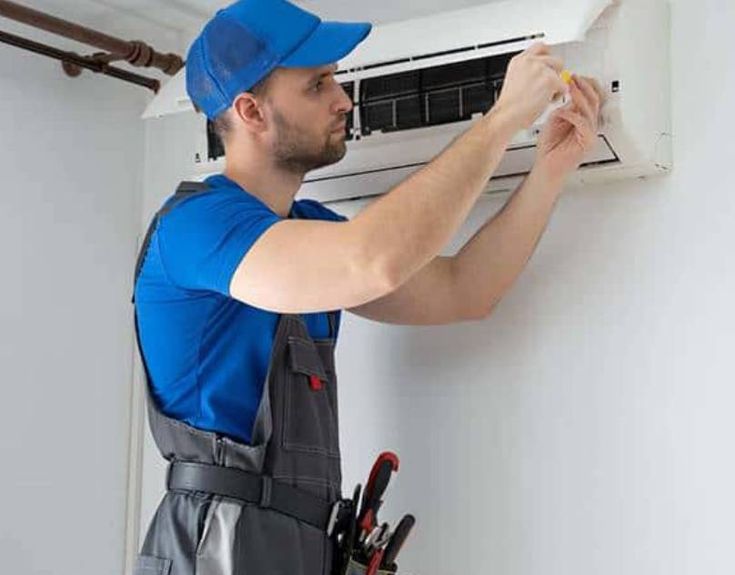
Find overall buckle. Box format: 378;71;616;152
327;498;353;537
259;475;273;508
165;460;174;490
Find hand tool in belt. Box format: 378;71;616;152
363;522;391;575
335;483;362;575
366;546;386;575
355;452;400;547
380;513;415;571
363;522;391;557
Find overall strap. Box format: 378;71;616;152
286;312;338;341
327;310;338;340
131;181;210;304
130;181;211;396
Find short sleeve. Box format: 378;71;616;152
295;199;349;223
157;190;281;296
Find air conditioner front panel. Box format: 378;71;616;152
298;135;618;204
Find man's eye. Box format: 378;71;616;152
312;81;323;92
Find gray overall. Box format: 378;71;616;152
132;182;352;575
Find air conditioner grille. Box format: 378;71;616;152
359;52;517;135
342;81;355;141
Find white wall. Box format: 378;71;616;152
337;1;735;574
138;1;735;574
137;111;205;543
0;14;180;575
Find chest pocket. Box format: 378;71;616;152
282;336;340;458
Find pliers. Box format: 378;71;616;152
355;451;400;547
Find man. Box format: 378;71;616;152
132;0;603;574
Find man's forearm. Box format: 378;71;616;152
351;106;517;291
451;162;567;318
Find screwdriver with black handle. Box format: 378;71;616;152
380;513;415;571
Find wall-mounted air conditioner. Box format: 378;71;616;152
143;0;671;203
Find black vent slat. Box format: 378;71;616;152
412;45;478;62
361;70;420;101
362;101;393;135
462;83;496;118
422;58;486;90
397;96;423;130
342;81;355;141
428;89;460;124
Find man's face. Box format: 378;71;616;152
263;64;353;175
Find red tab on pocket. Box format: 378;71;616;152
309;374;323;391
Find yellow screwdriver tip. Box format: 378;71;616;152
561;70;573;85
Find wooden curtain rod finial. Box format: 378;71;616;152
126;40;184;75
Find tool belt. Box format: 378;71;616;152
333;452;414;575
166;460;354;536
167;454;414;575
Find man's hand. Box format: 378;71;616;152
494;42;568;131
535;75;607;180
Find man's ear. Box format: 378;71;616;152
231;93;269;134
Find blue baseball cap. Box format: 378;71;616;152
186;0;372;120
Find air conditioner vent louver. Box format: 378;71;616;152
343;81;356;141
359;52;516;135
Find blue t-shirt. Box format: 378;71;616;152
133;174;347;444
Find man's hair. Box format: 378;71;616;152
211;72;274;145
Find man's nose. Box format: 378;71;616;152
334;85;354;114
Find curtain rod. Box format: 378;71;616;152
0;0;183;75
0;28;160;93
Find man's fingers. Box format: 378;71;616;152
556;108;593;137
548;69;569;102
584;76;607;106
538;55;565;74
569;79;595;126
526;41;551;56
575;76;605;112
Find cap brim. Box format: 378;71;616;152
280;21;372;68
